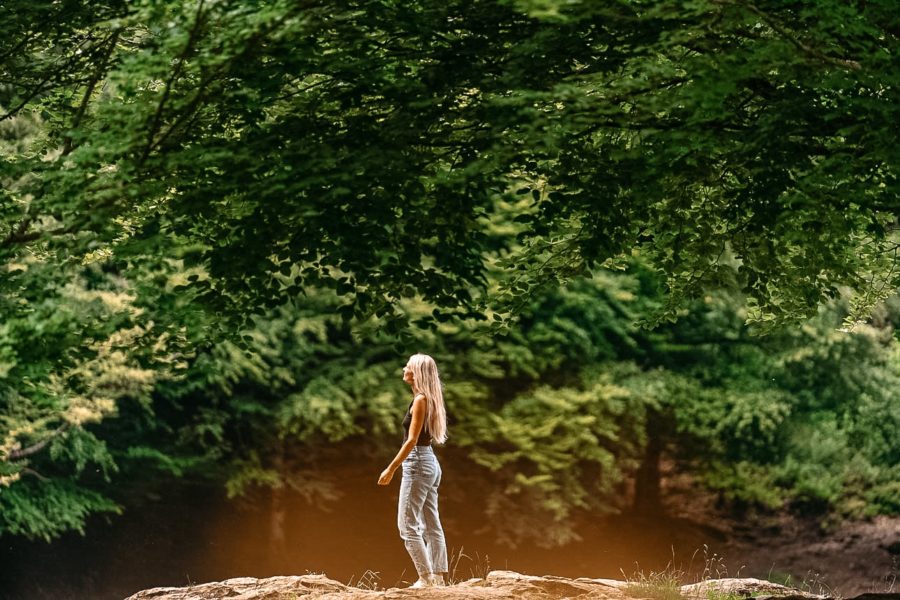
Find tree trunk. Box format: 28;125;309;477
269;444;288;568
633;409;663;515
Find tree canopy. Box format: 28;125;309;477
2;0;897;330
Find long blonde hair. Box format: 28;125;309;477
407;353;448;445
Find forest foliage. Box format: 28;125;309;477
0;0;898;545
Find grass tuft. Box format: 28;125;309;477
621;561;687;600
692;544;744;581
448;545;491;584
348;568;383;591
765;567;839;599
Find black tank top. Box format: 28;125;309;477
402;397;432;446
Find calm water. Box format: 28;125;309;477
0;454;866;600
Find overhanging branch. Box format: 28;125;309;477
6;423;71;461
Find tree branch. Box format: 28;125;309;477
7;423;71;461
141;0;207;164
713;0;862;71
63;31;121;156
0;33;99;123
21;467;50;482
1;216;36;249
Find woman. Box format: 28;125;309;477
377;353;449;588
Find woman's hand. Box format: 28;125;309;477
377;467;395;486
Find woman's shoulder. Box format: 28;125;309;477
413;392;427;402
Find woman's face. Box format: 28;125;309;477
402;363;414;386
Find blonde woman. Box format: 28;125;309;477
377;353;449;588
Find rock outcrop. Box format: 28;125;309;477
125;570;899;600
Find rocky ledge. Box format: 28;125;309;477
125;570;900;600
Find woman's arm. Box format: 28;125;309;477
378;394;427;484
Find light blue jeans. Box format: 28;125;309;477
398;445;448;579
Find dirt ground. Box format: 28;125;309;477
661;466;900;598
723;513;899;597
